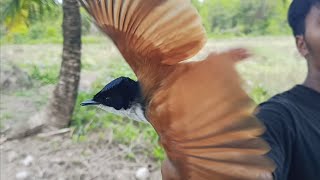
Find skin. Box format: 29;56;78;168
295;6;320;93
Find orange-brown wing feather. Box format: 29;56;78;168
148;49;276;180
79;0;206;72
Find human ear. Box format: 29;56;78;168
295;35;309;57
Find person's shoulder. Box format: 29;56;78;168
256;90;296;124
259;89;294;110
255;91;298;139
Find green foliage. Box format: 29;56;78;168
108;59;137;80
1;0;58;25
114;122;140;144
14;89;35;97
0;112;13;128
29;64;59;85
1;0;293;44
250;85;271;104
0;1;102;44
11;60;59;85
80;8;92;35
192;0;291;36
1;1;63;44
152;145;165;161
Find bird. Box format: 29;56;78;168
79;0;276;179
81;76;148;123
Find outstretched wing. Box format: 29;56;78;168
148;49;275;180
80;0;206;72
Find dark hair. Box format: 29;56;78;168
288;0;320;36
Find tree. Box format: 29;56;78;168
44;0;81;129
2;0;82;138
1;0;57;32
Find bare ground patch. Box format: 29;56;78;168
1;131;161;180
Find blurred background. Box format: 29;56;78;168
0;0;305;179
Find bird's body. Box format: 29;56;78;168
80;0;275;179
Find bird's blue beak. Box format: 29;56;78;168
81;99;100;106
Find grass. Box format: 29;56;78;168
70;88;164;161
29;65;59;85
0;112;13;129
0;36;306;162
0;34;111;45
72;90;164;161
14;89;35;97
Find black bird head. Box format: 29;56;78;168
81;77;148;123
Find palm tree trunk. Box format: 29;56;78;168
46;0;81;129
3;0;82;140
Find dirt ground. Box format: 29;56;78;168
0;91;161;180
0;45;161;180
0;92;161;180
1;130;161;180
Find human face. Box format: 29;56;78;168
304;5;320;69
296;5;320;91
